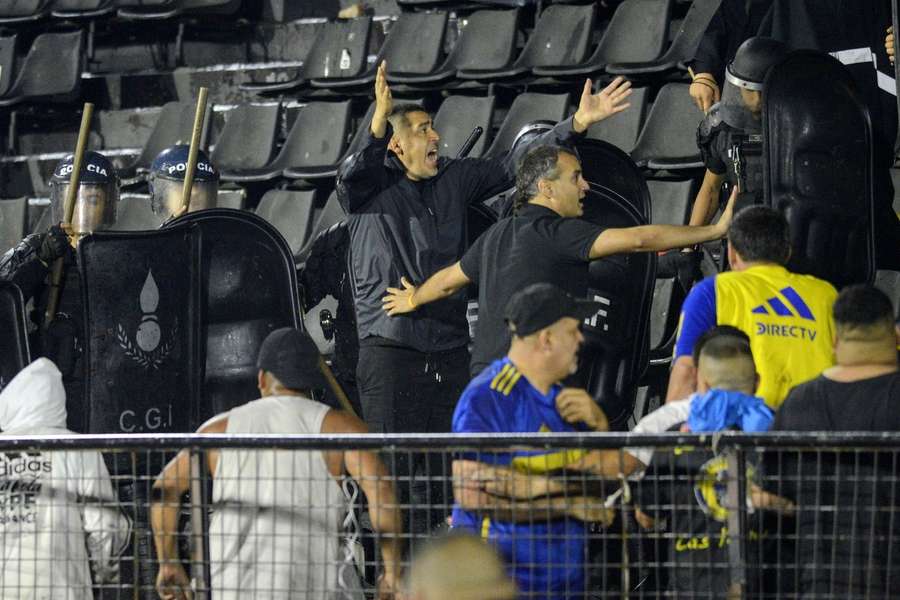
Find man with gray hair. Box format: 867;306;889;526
383;145;738;376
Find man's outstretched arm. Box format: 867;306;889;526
381;262;471;316
589;185;736;259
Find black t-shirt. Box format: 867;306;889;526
767;371;900;596
459;204;603;375
773;371;900;432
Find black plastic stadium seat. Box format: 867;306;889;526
874;270;900;314
221;101;351;182
118;0;241;19
212;102;281;182
586;86;648;154
281;101;354;179
119;101;210;181
390;9;518;85
112;194;163;231
0;36;17;98
52;0;116;18
0;197;27;255
533;0;671;78
311;12;448;90
458;4;596;80
255;189;318;257
295;191;347;265
483;92;571;158
0;30;83;107
241;18;372;94
433;95;495;158
646;179;693;356
0;0;52;23
630;83;704;170
606;0;720;76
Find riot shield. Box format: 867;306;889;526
78;224;202;436
575;139;655;427
763;50;876;287
167;209;302;422
0;282;30;393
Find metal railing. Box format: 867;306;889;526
0;432;898;599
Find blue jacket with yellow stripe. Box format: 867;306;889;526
451;357;588;600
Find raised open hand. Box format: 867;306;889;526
371;61;393;138
573;76;632;132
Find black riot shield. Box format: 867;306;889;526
575;139;655;427
78;224;202;436
167;209;302;423
0;282;30;392
763;51;876;287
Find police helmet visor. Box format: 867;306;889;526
150;177;217;218
49;181;118;236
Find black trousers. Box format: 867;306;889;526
356;342;470;536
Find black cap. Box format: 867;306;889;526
504;283;602;337
256;328;327;391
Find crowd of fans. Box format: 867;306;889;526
0;0;899;598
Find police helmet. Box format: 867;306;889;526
49;151;119;237
510;121;556;160
726;37;789;92
148;144;219;218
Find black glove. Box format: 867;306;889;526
38;224;69;265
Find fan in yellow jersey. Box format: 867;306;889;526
667;206;837;408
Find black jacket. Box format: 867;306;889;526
692;0;773;82
336;118;581;352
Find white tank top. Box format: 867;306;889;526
209;395;363;599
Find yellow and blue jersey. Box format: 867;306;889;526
452;358;588;600
674;264;837;408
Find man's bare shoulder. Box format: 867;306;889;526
321;409;369;435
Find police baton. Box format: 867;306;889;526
317;356;359;418
173;87;209;221
43;102;94;330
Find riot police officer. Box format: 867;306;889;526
691;37;789;227
0;150;119;431
148;144;219;221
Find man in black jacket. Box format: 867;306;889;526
336;61;631;531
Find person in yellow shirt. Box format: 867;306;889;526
666;206;837;408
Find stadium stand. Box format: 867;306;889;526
533;0;671;78
432;94;494;158
629;82;704;169
0;0;52;24
0;30;84;107
585;85;648;153
118;101;210;181
314;11;448;89
51;0;116;18
254;188;319;257
482;92;570;157
458;3;596;80
211;102;282;180
0;197;27;253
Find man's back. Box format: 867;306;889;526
769;373;900;598
461;205;601;374
676;264;837;407
210;395;362;600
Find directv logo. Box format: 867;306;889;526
752;286;818;341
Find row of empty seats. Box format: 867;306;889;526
23;83;698;192
245;0;718;94
0;0;241;23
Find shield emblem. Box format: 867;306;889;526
78;223;202;436
0;282;30;393
763;50;876;287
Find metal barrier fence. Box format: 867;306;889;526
1;432;899;600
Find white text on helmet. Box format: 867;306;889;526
166;161;215;175
58;163;108;177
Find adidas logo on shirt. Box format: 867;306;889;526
752;287;819;341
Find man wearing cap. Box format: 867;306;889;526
383;145;737;376
152;327;403;600
451;283;616;600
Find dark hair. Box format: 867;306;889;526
833;284;894;331
388;103;429;129
727;206;791;264
514;145;572;212
692;325;751;365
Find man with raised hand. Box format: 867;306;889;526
337;61;631;533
